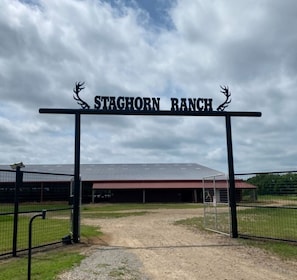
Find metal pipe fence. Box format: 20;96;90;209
203;174;231;235
0;168;74;257
236;171;297;242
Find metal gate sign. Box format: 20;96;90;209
73;82;231;112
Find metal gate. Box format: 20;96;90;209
203;174;231;235
0;167;74;257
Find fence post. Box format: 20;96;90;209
72;113;81;243
225;115;238;238
12;166;23;257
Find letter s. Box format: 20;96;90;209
94;96;101;109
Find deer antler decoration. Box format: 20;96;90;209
73;82;90;109
216;85;231;111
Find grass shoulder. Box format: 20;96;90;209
0;223;102;280
174;216;297;261
0;247;84;280
81;203;201;219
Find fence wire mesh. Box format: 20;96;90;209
0;170;16;256
236;171;297;242
0;169;74;257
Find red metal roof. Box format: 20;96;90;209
92;180;256;190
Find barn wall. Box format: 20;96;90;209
145;189;195;202
92;189;203;203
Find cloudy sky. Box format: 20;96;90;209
1;0;297;174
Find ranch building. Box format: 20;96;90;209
0;163;256;203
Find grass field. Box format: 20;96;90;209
0;249;85;280
257;194;297;202
0;219;102;280
237;207;297;240
81;202;201;212
0;215;71;253
0;202;71;213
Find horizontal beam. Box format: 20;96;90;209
39;108;261;117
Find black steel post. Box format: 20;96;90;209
225;115;238;238
28;210;46;280
72;113;81;243
12;166;23;257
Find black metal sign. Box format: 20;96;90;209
73;82;231;112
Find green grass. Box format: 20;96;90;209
81;203;201;219
257;194;297;201
0;215;72;253
241;194;297;207
108;265;131;278
0;250;85;280
174;216;204;229
239;239;297;260
80;224;103;242
0;215;102;253
82;203;201;212
0;223;102;280
82;211;148;219
237;207;297;240
175;214;297;261
0;202;71;213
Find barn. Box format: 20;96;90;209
0;163;256;203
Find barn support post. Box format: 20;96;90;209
225;115;238;238
92;188;95;203
73;113;81;243
193;189;198;203
40;182;44;202
142;189;146;203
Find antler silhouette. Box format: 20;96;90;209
216;85;231;111
73;82;90;109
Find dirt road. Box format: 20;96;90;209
60;208;297;279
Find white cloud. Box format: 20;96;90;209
1;0;297;174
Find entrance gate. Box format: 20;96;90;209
39;83;261;242
203;174;230;235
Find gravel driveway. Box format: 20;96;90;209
58;208;297;280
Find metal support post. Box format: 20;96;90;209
73;113;81;243
12;166;23;257
225;115;238;238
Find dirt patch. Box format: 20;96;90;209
61;208;297;279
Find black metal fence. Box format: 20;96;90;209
0;168;74;257
236;171;297;242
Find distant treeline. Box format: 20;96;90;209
247;173;297;195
